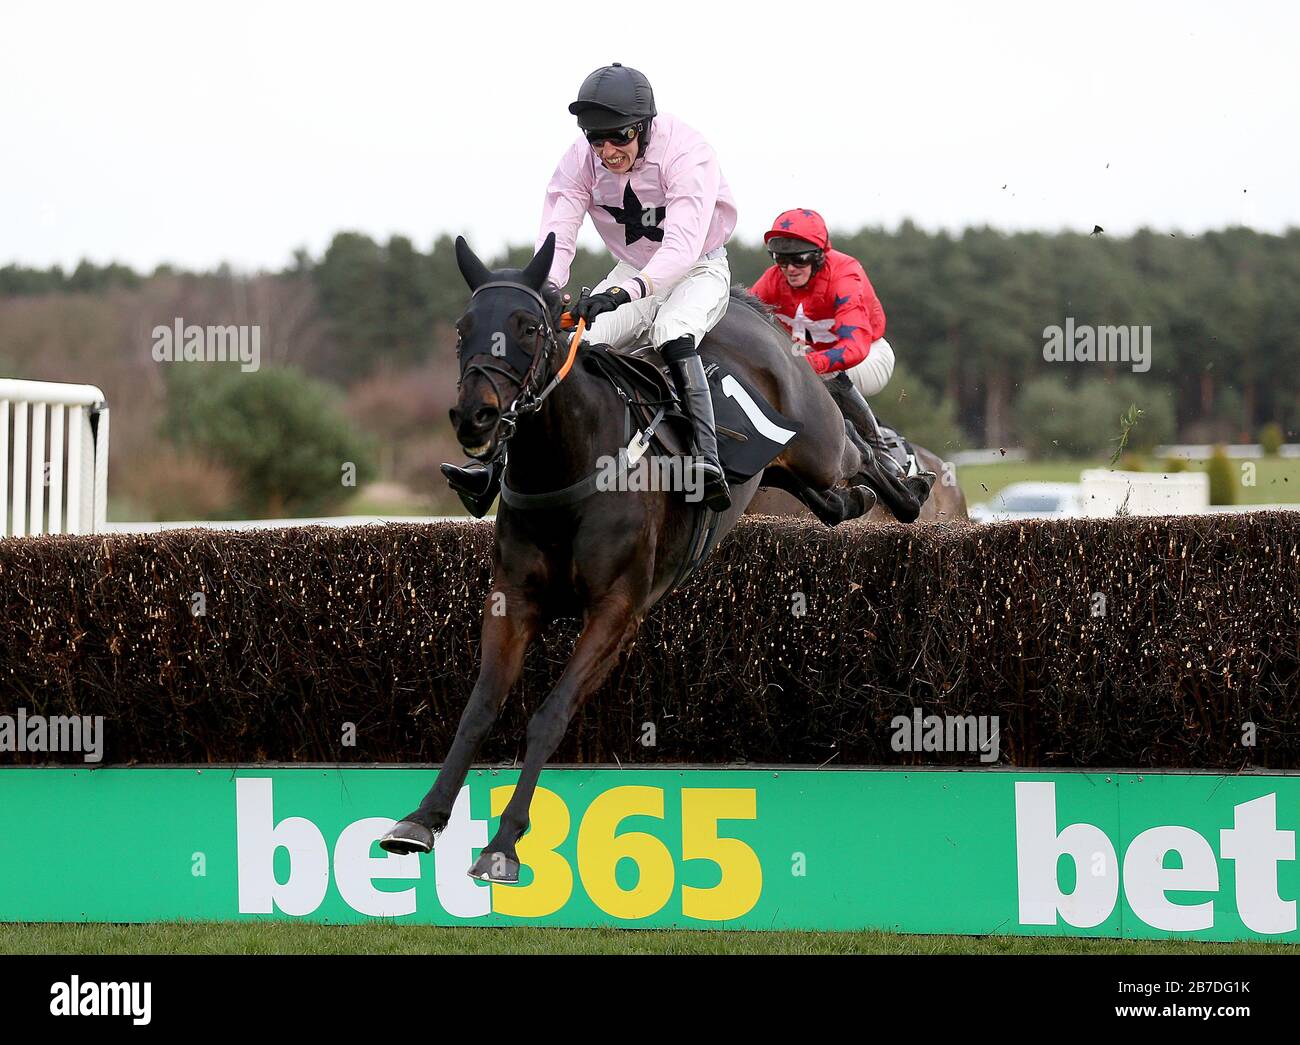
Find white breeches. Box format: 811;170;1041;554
836;337;895;398
585;253;731;350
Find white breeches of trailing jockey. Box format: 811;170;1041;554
836;337;895;398
585;249;731;349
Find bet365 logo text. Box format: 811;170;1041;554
1016;782;1296;934
235;778;762;921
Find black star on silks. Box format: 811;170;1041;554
602;183;665;246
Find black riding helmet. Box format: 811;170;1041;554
569;62;656;150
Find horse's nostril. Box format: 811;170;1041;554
473;407;498;427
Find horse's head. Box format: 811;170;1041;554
450;234;558;460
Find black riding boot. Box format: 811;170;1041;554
827;372;936;523
440;457;503;518
662;336;731;512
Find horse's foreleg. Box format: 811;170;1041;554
379;593;539;855
468;595;639;882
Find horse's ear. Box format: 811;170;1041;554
455;236;492;291
521;232;556;291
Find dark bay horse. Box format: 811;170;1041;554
380;233;876;879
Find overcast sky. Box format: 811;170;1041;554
3;0;1298;272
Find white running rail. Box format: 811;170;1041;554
0;379;110;537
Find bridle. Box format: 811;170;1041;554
457;280;584;458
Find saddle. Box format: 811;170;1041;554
581;342;803;484
581;343;692;455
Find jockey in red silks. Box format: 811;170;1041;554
750;208;936;522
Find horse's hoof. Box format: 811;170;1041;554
854;485;878;512
467;849;520;884
379;820;435;855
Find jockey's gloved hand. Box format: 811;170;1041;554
572;286;630;325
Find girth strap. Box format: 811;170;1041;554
499;468;602;510
663;505;725;600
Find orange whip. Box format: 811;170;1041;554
556;314;586;382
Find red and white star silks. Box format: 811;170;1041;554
750;209;887;376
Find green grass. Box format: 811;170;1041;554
959;455;1300;508
338;481;467;518
337;494;441;517
0;922;1291;955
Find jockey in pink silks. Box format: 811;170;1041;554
443;62;737;514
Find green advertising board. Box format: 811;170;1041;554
0;766;1297;942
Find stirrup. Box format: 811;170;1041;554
440;459;502;518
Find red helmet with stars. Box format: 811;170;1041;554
763;208;831;253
